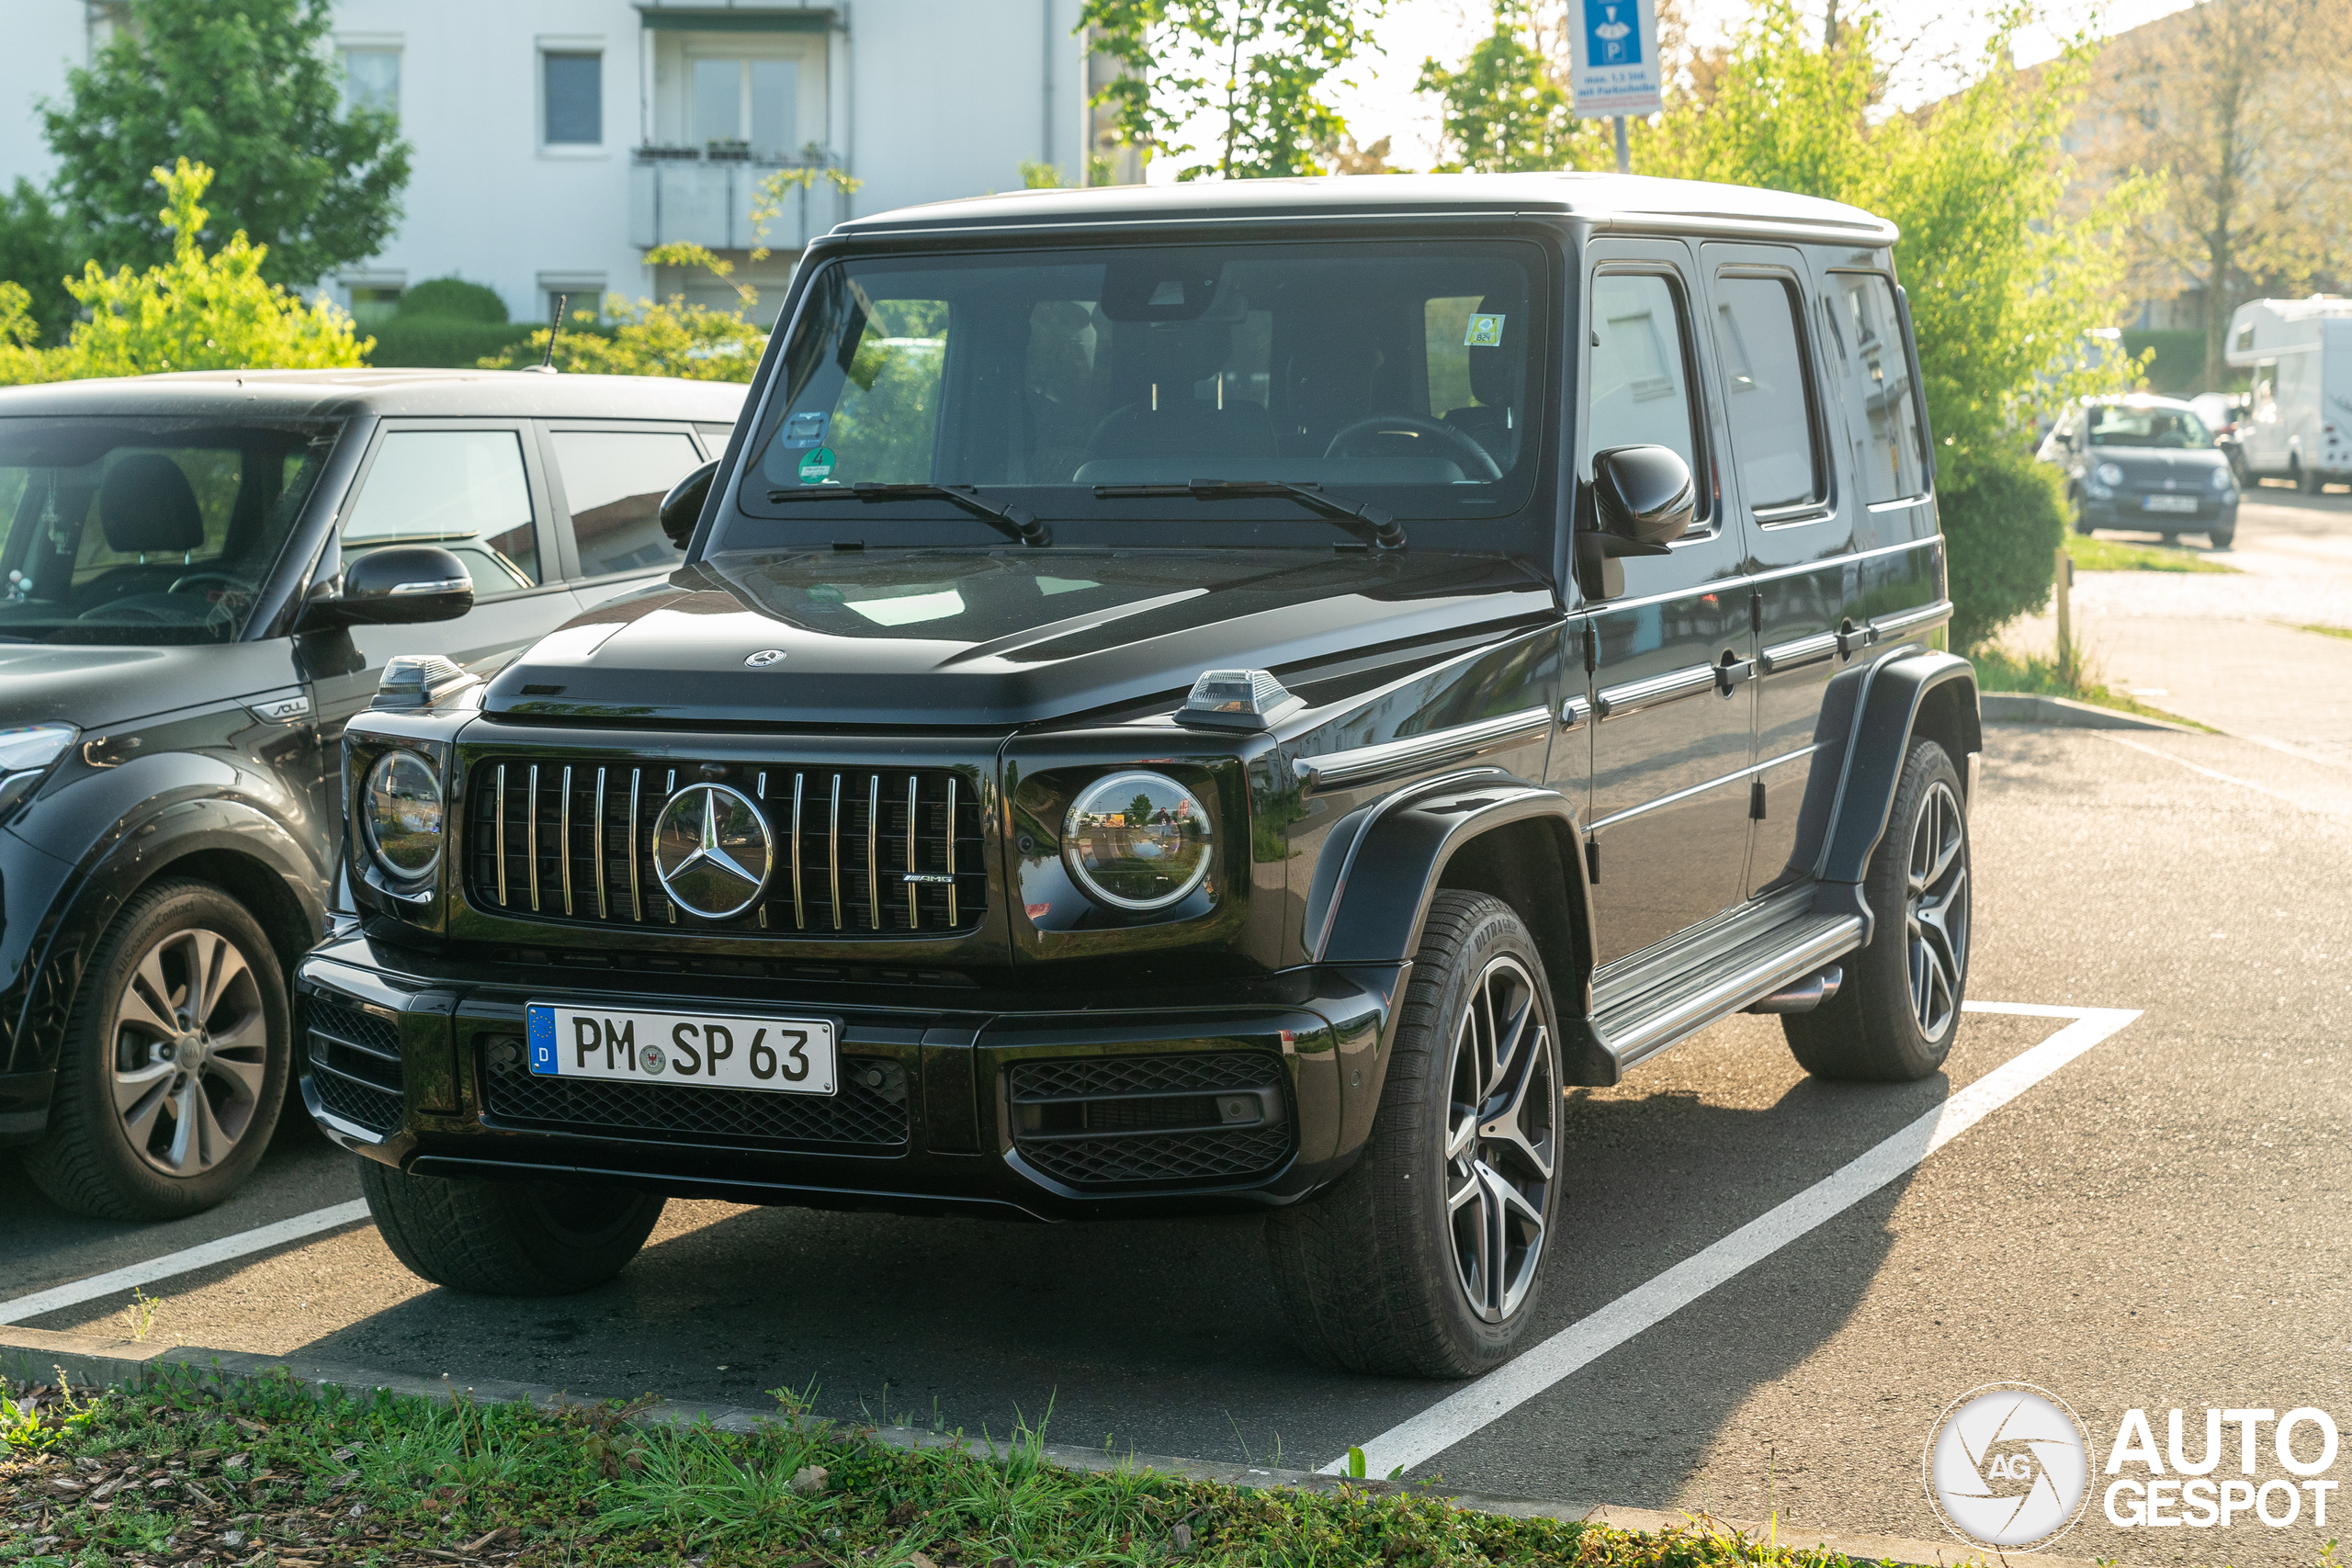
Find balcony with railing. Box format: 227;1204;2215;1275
628;145;854;254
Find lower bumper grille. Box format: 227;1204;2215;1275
308;998;404;1136
1009;1051;1292;1190
483;1046;910;1152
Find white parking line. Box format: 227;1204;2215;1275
2098;732;2349;816
0;1200;372;1326
1325;1001;2142;1478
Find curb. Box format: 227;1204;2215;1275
1979;692;2192;732
2;1324;2115;1568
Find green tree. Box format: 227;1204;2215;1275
481;296;765;384
1127;794;1157;826
42;0;411;286
1079;0;1389;179
0;181;80;344
0;160;369;384
1636;0;2154;649
1416;2;1609;173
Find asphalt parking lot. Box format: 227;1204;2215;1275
8;506;2351;1565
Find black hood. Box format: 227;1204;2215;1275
0;642;300;731
482;550;1557;728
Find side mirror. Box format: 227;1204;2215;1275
660;459;719;547
1577;446;1694;601
306;546;476;628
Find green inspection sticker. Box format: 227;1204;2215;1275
1464;312;1505;347
798;446;836;483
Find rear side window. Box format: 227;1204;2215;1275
550;429;706;576
1587;272;1702;493
1710;275;1823;512
1824;273;1928;502
343;429;539;594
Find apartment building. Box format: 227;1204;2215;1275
0;1;1108;328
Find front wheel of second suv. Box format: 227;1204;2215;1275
1263;891;1563;1377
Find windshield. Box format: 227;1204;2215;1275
721;239;1547;550
0;416;338;645
2087;404;2212;449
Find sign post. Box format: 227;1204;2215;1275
1569;0;1663;174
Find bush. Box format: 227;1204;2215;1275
368;315;536;367
1940;443;2067;651
398;276;507;323
481;294;763;382
0;158;366;384
0;179;78;344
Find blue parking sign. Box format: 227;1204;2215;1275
1586;0;1642;65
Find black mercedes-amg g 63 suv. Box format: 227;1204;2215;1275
300;173;1978;1377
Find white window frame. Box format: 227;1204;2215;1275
337;34;403;119
537;36;608;156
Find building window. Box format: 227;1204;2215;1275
690;56;799;155
543;51;603;146
346;286;402;329
341;48;400;118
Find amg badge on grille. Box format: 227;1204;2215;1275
650;783;775;919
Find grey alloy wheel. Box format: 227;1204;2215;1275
1905;778;1970;1043
1444;952;1556;1324
107;926;271;1177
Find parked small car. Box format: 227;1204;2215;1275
305;175;1978;1377
2038;393;2239;548
0;369;741;1219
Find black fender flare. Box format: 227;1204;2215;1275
1810;648;1980;934
1306;769;1610;1085
9;795;328;1076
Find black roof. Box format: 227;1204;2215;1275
835;172;1899;246
0;368;749;422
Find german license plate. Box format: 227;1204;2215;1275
2143;493;2198;513
526;1003;837;1095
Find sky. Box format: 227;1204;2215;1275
1302;0;2202;173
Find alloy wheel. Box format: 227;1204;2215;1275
1443;953;1555;1324
108;927;270;1178
1905;780;1971;1042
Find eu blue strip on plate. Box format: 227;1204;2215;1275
527;1005;558;1075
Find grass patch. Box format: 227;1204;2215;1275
1970;648;2212;730
2064;534;2237;573
2287;622;2352;640
2;1371;1945;1568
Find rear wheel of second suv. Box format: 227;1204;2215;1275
1264;891;1562;1377
1785;739;1971;1082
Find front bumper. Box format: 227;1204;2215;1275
295;932;1404;1221
2081;492;2238;529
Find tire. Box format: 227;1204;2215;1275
1784;740;1972;1082
22;879;290;1220
361;1159;665;1294
2209;526;2234;550
1263;891;1562;1377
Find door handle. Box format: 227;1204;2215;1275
1714;650;1758;695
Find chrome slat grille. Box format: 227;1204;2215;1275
467;759;985;936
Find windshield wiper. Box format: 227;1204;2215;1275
766;482;1049;547
1091;479;1406;551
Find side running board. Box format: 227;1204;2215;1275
1592;912;1864;1074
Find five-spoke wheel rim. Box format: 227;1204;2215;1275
1444;953;1555;1324
108;928;269;1178
1906;780;1970;1042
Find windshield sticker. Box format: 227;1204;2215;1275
1464;313;1506;348
783;411;828;448
797;446;836;484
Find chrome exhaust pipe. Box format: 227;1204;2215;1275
1745;964;1843;1015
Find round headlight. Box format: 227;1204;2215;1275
2096;462;2126;487
364;750;444;880
1063;771;1213;911
2211;465;2234;491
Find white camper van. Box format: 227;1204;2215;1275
2224;296;2352;492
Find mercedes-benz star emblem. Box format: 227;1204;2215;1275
650;783;775;919
744;649;786;667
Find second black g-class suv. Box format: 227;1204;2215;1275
300;174;1978;1377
